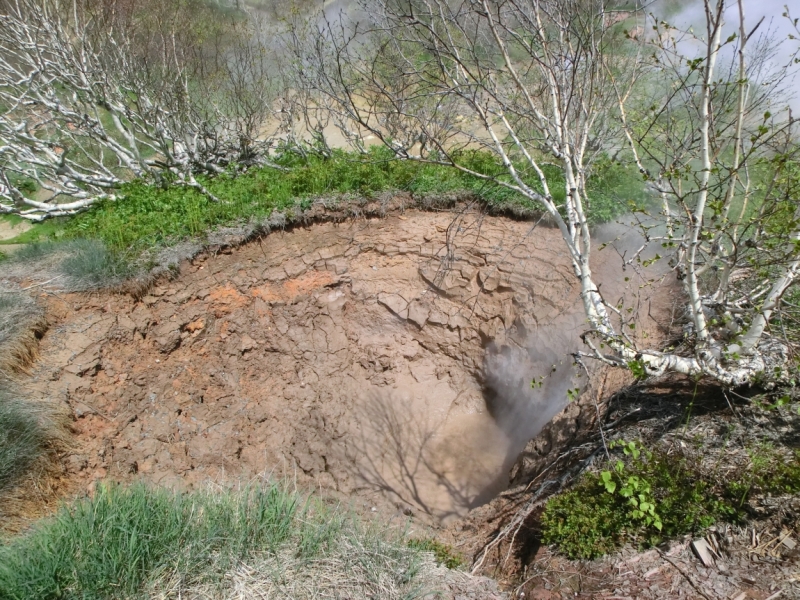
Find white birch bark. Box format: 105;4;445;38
0;0;284;220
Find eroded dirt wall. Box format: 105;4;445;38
20;208;666;522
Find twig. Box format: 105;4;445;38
658;550;714;600
72;399;114;422
0;275;63;292
471;445;602;575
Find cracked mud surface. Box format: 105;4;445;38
22;208;655;524
12;207;795;600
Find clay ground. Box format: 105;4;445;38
13;205;668;519
19;209;600;521
17;206;774;600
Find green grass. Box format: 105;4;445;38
6;148;646;259
407;538;464;569
59;147;521;257
0;483;437;600
541;442;800;560
727;443;800;500
0;389;51;494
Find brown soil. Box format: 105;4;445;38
17;205;663;512
9;205;700;598
22;209;598;519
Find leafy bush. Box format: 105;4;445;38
0;483;436;600
541;479;627;559
542;442;743;560
543;439;800;560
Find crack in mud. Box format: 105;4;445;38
20;209;663;523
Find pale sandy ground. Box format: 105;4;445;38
0;218;31;242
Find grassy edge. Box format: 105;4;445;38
2;148;648;259
0;482;446;600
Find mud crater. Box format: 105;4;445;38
26;209;594;521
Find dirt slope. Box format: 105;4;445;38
13;205;672;531
14;210;581;518
10;206;797;599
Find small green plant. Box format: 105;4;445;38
567;387;581;402
599;443;663;532
626;359;648;380
542;441;742;560
407;538;463;569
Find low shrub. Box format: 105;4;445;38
543;438;800;560
541;441;747;560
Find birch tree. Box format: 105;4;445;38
0;0;286;220
291;0;800;387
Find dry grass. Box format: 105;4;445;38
152;535;444;600
3;239;134;292
0;284;70;532
0;284;47;377
0;383;70;530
